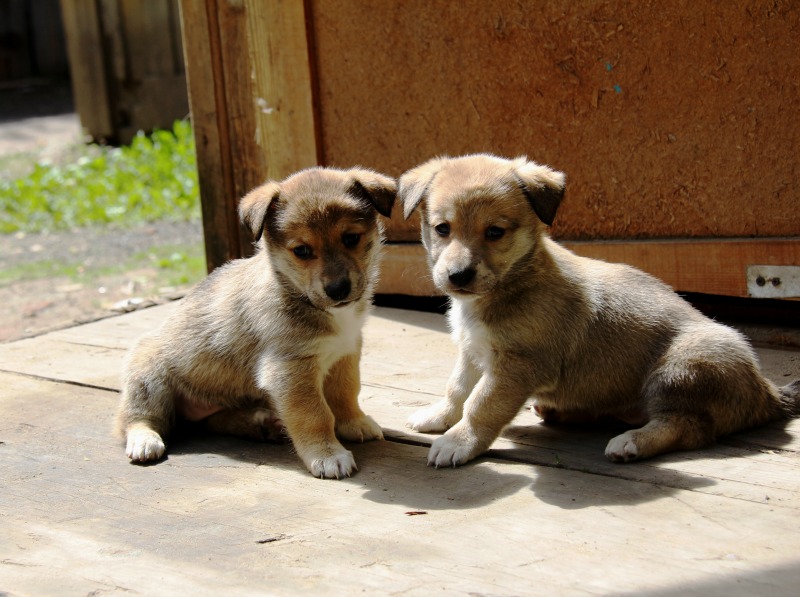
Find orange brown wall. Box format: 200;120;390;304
307;0;799;242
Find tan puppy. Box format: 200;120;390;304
116;166;395;478
399;153;800;467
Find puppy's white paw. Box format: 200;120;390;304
427;428;483;468
306;446;357;479
126;428;166;462
407;400;459;433
337;415;384;443
605;431;640;463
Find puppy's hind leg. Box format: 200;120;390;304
408;349;480;433
116;375;175;463
605;414;714;462
205;406;287;443
605;353;719;462
607;324;790;463
325;353;383;443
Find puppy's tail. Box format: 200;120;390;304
778;380;800;417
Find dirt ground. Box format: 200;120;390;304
0;221;204;342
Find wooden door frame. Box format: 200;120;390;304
179;0;319;269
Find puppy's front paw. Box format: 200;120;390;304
407;399;460;433
126;427;166;462
306;445;357;479
337;414;384;443
605;431;640;463
427;427;484;468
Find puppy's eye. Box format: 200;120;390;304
485;226;505;240
434;223;450;237
342;233;361;248
292;245;313;260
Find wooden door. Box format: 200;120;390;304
180;1;800;301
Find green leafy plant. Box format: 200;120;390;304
0;120;200;234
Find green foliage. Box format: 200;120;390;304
0;120;200;234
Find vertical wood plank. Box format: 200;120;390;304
97;0;125;84
179;0;320;269
59;0;114;140
215;0;265;243
245;0;320;181
120;0;175;79
179;0;239;269
168;0;186;73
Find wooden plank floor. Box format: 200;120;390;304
1;304;799;596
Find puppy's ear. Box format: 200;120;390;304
398;157;447;219
512;158;566;226
347;168;397;218
238;181;281;242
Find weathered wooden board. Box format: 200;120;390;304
42;300;183;349
60;0;114;139
61;0;188;143
179;0;799;302
0;302;181;389
2;371;800;596
179;0;319;267
311;1;800;242
1;304;798;513
378;239;800;298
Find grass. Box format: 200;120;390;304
1;120;206;297
0;120;200;234
0;258;84;285
0;244;206;289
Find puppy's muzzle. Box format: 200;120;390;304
324;278;352;302
448;267;476;289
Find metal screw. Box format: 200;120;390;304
756;276;766;287
771;277;782;287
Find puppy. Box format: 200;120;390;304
116;166;395;478
399;153;800;467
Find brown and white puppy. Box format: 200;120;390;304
116;166;395;478
399;153;800;467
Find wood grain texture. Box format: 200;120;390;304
377;238;800;297
179;0;240;268
62;0;188;143
180;0;319;268
184;0;798;300
308;0;800;241
244;0;319;181
2;304;800;594
59;0;114;139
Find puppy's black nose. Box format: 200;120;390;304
448;268;476;288
324;278;351;301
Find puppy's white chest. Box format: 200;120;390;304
449;303;492;370
319;304;365;372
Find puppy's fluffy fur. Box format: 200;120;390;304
116;166;395;478
400;153;800;467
